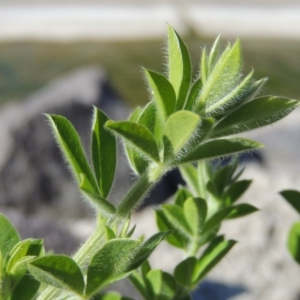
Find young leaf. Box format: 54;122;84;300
177;138;263;164
174;256;197;287
174;188;193;207
280;190;300;215
192;236;236;283
163;111;200;160
105;120;160;162
7;239;32;273
155;210;189;249
29;255;85;295
11;272;40;300
223;180;252;205
9;256;35;279
184;198;207;236
208;35;221;72
162;204;192;237
91;107;116;198
46;114;98;193
129;271;149;300
138;101;164;149
105;226;116;241
227;203;258;219
179;164;201;196
197;40;242;112
202;207;234;236
96;292;134;300
79;174;116;214
125;107;149;175
144;69;176;121
205;71;254;116
212;96;299;137
126;231;171;272
288;222;300;265
85;239;141;296
167;25;192;110
200;47;208;84
184;78;202;110
213;159;238;195
0;213;20;261
144;269;177;300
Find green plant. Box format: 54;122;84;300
280;190;300;265
0;25;298;300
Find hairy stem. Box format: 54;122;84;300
39;165;166;300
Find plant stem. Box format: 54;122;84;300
38;165;165;300
116;172;153;219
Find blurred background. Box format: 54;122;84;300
0;0;300;299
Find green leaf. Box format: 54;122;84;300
0;213;20;262
174;256;197;287
9;256;35;280
205;71;254;116
162;204;192;237
167;25;192;110
208;35;221;73
184;78;202;110
138;101;164;149
288;222;300;265
129;271;149;300
105;120;160;162
197;40;242;112
105;226;116;241
223;180;252;205
85;239;141;296
126;231;171;272
227;204;258;219
200;47;208;84
202;207;234;237
144;69;176;121
11;272;40;300
178;138;263;164
46;114;98;193
7;239;32;273
29;255;84;295
125;107;149;175
163;111;200;160
212;96;299;137
91;107;116;198
184;198;207;236
174;188;193;207
80;174;116;214
145;269;177;300
96;292;134;300
192;236;236;283
280;190;300;215
213;159;238;195
155;210;189;249
179;164;200;196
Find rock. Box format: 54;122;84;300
0;67;131;253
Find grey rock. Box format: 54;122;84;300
0;67;131;253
